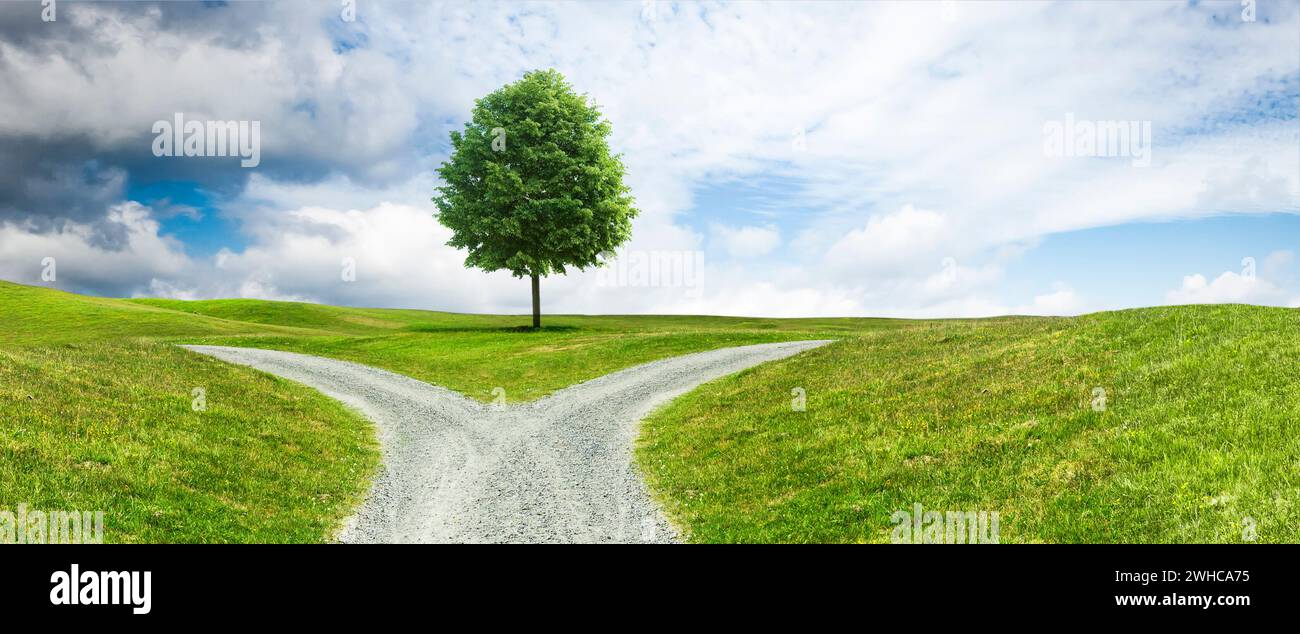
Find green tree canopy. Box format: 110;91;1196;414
434;69;638;327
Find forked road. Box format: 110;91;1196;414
183;340;833;543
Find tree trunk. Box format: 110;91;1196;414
530;273;541;329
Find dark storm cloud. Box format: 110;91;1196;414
0;137;125;224
0;1;268;245
0;1;272;50
0;0;418;247
0;2;112;60
0;128;258;247
0;135;141;248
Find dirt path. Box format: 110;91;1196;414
182;340;833;543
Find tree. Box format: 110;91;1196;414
433;69;638;328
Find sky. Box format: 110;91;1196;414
0;0;1297;318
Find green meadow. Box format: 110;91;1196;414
3;280;1296;542
638;307;1300;543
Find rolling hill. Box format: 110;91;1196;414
3;280;1297;542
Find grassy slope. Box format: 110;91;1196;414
0;344;378;542
638;306;1300;543
3;282;885;541
0;283;378;542
7;280;1297;543
3;285;319;347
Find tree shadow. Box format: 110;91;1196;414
403;324;581;334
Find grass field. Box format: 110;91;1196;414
135;298;901;402
3;279;1298;543
0;281;885;541
638;306;1300;543
1;283;381;542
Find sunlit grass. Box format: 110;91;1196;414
0;341;377;543
6;280;1296;543
638;306;1300;543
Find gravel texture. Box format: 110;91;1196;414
182;340;833;543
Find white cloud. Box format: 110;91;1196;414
1164;249;1300;307
208;203;531;312
710;223;781;259
1166;273;1289;306
1019;285;1086;316
824;205;952;274
0;199;1099;320
0;203;193;298
2;1;1298;317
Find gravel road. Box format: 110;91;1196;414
182;340;833;543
